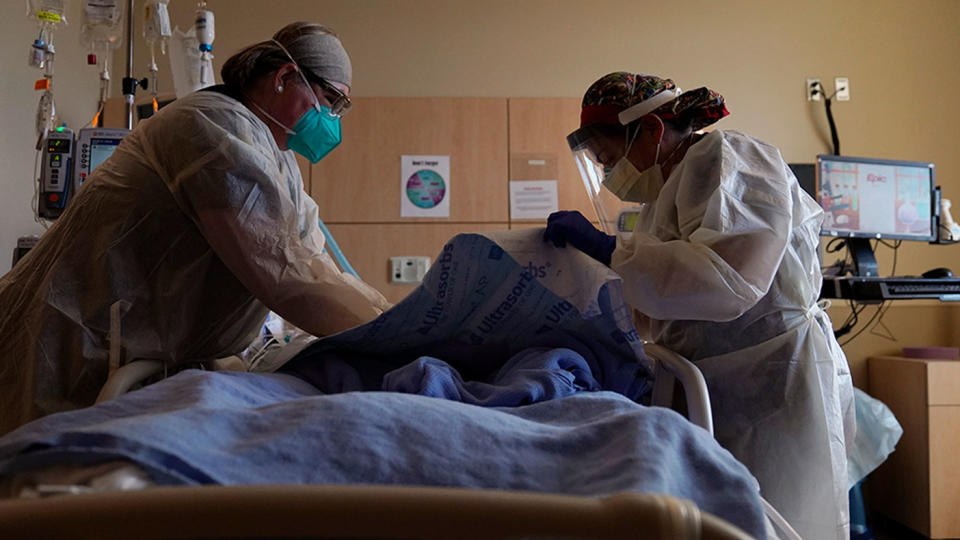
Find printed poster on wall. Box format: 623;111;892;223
401;155;450;218
509;180;559;220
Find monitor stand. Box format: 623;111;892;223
847;238;879;277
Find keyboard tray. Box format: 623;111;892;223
821;276;960;303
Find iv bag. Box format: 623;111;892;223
28;0;69;25
143;0;172;53
28;0;69;72
80;0;123;51
168;27;204;98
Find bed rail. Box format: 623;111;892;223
644;342;713;435
0;484;754;540
642;343;801;540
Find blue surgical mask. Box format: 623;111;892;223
287;105;342;163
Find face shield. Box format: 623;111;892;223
566;124;641;234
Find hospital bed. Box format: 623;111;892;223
0;484;749;539
0;343;798;540
0;231;802;539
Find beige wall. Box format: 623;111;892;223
3;0;960;385
1;1;103;273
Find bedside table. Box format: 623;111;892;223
868;356;960;539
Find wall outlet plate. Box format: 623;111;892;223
806;78;821;101
390;256;431;284
835;77;850;101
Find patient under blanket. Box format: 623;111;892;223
0;230;767;538
281;230;653;402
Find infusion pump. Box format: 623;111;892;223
37;127;74;220
74;127;129;193
36;127;129;220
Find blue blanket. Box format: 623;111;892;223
0;369;765;537
0;232;767;537
281;232;653;401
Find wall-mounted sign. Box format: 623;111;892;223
509;180;558;220
401;155;450;218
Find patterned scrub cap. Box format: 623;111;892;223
580;72;729;131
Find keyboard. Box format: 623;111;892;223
821;276;960;303
887;281;960;294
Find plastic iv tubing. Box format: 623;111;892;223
317;217;359;278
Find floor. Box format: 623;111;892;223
864;513;937;540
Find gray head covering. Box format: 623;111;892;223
274;24;352;88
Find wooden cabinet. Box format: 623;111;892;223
868;356;960;539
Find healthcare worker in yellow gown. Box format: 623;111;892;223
544;72;855;540
0;22;390;434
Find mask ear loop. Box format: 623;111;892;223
622;121;643;163
619;119;664;173
250;101;296;135
271;39;323;113
623;75;641;157
250;40;326;136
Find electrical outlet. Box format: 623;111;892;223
806;78;821;101
390;256;431;284
835;77;850;101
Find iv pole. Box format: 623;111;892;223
121;0;136;129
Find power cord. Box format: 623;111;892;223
834;300;865;340
835;239;902;345
840;300;887;346
810;81;845;156
821;238;852;277
823;237;859;339
866;240;901;342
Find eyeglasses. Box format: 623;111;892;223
308;73;352;118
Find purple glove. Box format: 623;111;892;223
543;210;616;266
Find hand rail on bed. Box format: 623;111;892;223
644;342;714;436
0;484;754;540
101;343;712;444
95;360;163;404
642;343;802;540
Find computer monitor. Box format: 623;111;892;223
816;154;936;276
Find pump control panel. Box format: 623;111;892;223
37;127;74;220
74;127;128;194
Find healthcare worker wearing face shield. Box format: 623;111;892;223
0;22;390;434
544;72;855;540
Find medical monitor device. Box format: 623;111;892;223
37;127;74;220
73;127;129;196
12;236;39;268
816;154;936;276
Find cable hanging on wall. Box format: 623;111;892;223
810;80;845;156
